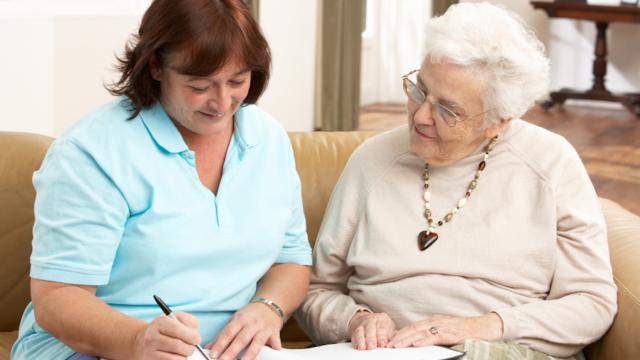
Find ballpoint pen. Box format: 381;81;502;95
153;294;212;360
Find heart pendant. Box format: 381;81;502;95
418;230;438;251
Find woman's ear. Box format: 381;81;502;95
484;117;512;138
150;57;162;81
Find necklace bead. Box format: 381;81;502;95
418;135;498;251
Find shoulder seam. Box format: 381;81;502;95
503;137;551;184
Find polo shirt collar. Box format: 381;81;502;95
140;102;260;154
233;105;259;151
139;102;188;154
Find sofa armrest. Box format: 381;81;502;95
585;198;640;359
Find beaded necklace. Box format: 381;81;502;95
418;135;498;251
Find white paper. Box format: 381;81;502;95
188;343;464;360
586;0;621;5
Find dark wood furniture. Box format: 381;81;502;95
531;0;640;117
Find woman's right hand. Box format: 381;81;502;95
347;311;397;350
133;312;202;360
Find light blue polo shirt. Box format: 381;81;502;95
11;99;312;360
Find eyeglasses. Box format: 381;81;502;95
402;69;490;127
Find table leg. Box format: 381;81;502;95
589;22;610;95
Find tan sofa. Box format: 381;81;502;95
1;131;639;359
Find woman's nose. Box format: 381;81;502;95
412;100;435;126
208;86;232;111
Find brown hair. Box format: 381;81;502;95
107;0;271;119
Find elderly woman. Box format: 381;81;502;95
297;3;616;359
11;1;311;360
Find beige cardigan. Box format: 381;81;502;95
296;120;617;357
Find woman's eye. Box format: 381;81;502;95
229;79;245;87
189;86;208;93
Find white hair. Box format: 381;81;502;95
423;2;550;125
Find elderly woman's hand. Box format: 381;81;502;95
348;311;397;350
388;313;503;348
205;302;282;360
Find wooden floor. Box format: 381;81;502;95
359;103;640;215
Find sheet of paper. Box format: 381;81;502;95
586;0;621;5
188;343;464;360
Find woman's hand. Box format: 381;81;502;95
133;312;201;360
388;313;503;348
348;311;397;350
206;302;283;360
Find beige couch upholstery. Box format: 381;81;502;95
1;131;639;359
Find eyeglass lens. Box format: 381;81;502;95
403;78;458;126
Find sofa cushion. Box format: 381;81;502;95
0;133;53;332
585;198;640;360
287;131;377;247
0;331;18;360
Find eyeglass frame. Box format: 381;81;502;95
401;69;492;127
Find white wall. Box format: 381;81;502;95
258;0;317;131
0;17;55;135
0;15;140;136
0;0;147;136
0;0;152;17
0;0;317;136
52;16;141;134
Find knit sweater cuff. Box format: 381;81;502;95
335;304;373;341
493;308;519;342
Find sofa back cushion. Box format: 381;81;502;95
0;132;53;331
287;131;378;248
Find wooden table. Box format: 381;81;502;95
531;0;640;117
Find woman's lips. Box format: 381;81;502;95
198;110;224;118
414;125;436;139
